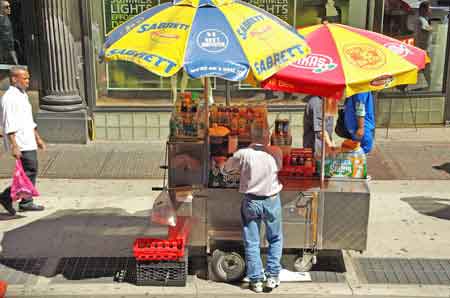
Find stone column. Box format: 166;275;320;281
36;0;89;143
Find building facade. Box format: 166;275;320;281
1;0;450;143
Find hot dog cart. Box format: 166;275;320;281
161;93;370;282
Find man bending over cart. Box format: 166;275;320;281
223;135;283;293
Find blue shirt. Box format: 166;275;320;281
344;92;375;133
344;92;375;153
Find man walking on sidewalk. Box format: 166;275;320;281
0;66;46;215
223;135;283;293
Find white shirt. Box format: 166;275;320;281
224;145;283;197
0;86;37;151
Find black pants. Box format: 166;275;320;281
0;150;38;204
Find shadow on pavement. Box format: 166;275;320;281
401;196;450;220
0;208;167;282
0;213;25;221
0;209;347;285
433;163;450;175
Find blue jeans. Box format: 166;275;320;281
241;193;283;283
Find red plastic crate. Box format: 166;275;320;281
133;237;185;261
134;216;192;261
0;280;6;298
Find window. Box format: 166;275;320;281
0;0;25;65
381;0;449;93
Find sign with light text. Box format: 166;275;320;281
104;0;156;33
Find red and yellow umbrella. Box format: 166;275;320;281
259;23;430;99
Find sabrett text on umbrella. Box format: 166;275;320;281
137;22;189;33
236;15;265;40
107;49;177;73
254;45;305;75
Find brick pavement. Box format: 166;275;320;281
0;128;449;180
0;142;166;179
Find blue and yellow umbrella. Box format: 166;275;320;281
100;0;310;82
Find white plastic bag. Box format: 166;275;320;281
151;190;177;227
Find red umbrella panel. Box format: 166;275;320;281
260;24;430;100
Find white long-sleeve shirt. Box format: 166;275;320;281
224;145;283;197
0;86;37;151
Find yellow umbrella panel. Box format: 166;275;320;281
101;0;310;82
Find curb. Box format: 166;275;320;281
4;278;450;298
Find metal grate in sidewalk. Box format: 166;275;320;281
356;258;450;285
0;258;47;285
51;257;136;284
310;255;346;283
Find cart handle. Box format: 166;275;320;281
151;186;206;192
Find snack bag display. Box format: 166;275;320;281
322;140;367;179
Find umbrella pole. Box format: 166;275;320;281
386;97;393;138
204;77;210;133
320;98;327;188
225;80;231;106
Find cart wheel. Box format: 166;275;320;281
294;253;315;272
210;250;246;282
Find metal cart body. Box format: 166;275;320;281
189;180;369;252
166;140;370;280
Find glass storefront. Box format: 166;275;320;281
0;0;42;89
0;0;23;65
91;0;368;107
381;0;449;93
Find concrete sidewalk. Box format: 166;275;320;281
0;127;450;181
0;179;449;297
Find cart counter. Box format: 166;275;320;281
189;177;370;253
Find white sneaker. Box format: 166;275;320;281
250;281;263;293
265;276;280;290
243;273;266;283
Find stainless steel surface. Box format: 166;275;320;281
283;222;313;249
169;143;371;252
320;179;370;193
168;141;208;187
205;189;242;229
189;218;207;248
203;189;315;249
190;192;207;247
173;201;192;217
318;180;370;251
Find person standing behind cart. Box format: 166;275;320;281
342;91;375;154
303;95;335;156
223;135;283;293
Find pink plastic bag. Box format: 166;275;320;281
10;160;39;201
